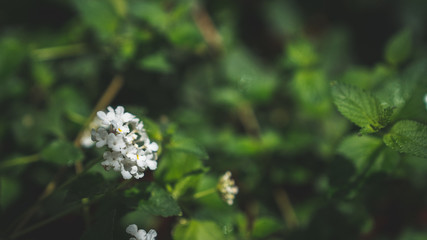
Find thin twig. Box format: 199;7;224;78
274;189;299;229
237;102;262;139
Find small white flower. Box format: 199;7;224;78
134;171;145;179
114;106;136;123
146;229;157;240
91;128;108;148
107;133;126;152
126;224;138;235
146;142;159;152
101;151;123;171
121;168;133;180
97;107;117;126
218;171;239;205
424;93;427;110
123;145;138;160
146;159;157;170
126;224;157;240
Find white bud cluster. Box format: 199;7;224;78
91;106;159;179
126;224;157;240
218;171;239;205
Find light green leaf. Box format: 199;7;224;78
385;29;412;65
332;83;392;133
166;136;208;159
252;217;283;238
139;53;173;73
129;1;169;30
383;120;427;158
172;173;203;199
286;39;318;67
173;220;224;240
41;140;83;166
156;151;204;182
139;184;181;217
292;69;332;116
32;62;55;88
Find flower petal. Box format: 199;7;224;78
126;224;138;235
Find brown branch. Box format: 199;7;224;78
192;3;223;51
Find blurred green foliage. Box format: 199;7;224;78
1;0;427;239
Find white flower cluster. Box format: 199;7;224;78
218;171;239;205
91;106;159;179
126;224;157;240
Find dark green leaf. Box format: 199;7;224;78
66;173;108;200
0;177;21;210
81;209;116;240
139;184;181;217
41;140;83;166
383;120;427;158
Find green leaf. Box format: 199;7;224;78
252;217;283;238
0;177;21;210
74;0;118;40
41;140;83;166
385;29;412;65
166;136;208;159
332;83;392;133
129;1;169;31
173;220;224;240
51;86;90;124
337;135;383;171
383;120;427;158
139;52;173;73
139;184;181;217
292;69;332;116
32;62;55;89
81;209;116;240
156;151;204;182
286;39;318;67
172;173;203;199
65;173;108;200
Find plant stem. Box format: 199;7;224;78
0;154;39;169
31;44;86;61
72;75;124;228
9;195;103;240
193;188;217;199
274;189;299;229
